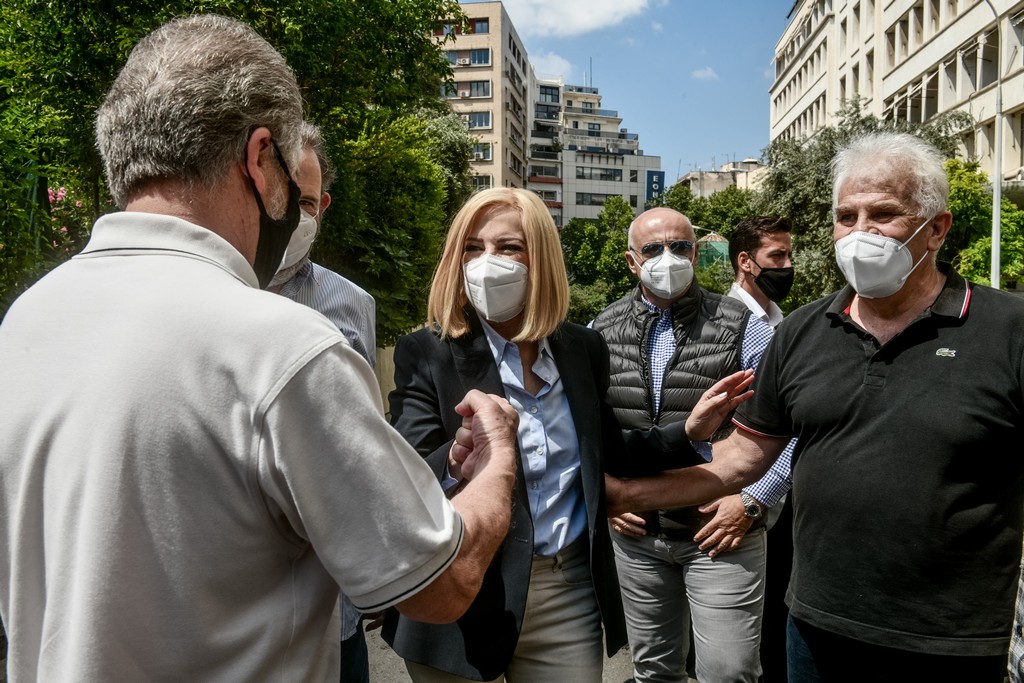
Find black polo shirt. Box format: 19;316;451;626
734;264;1024;656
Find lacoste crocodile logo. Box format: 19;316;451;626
935;348;956;358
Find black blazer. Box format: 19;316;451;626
381;316;628;680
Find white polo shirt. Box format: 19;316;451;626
0;212;462;682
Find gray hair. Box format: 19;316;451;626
831;132;949;220
300;122;336;194
95;15;304;208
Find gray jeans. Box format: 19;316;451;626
612;526;766;683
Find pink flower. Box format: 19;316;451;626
47;188;55;203
56;187;66;201
60;226;68;233
74;200;82;208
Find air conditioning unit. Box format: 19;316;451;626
459;90;471;98
457;58;471;65
473;153;485;161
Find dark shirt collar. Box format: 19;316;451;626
826;262;970;321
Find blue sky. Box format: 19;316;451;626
461;0;796;183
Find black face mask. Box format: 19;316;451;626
752;259;795;303
247;140;301;289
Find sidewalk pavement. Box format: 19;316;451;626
366;626;636;683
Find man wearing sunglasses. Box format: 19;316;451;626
593;207;788;683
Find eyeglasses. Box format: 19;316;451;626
631;240;694;260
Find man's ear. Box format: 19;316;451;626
320;191;331;215
243;127;274;195
926;211;953;251
625;249;641;276
737;250;754;273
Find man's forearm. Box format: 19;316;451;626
606;429;784;516
394;458;514;623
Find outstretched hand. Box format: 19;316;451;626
686;369;755;442
448;389;519;482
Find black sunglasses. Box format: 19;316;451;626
631;240;694;259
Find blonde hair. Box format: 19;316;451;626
427;187;569;342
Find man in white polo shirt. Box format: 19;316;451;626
0;15;517;682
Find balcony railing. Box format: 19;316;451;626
563;106;619;117
565;84;599;94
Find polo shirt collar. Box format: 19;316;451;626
78;211;259;288
826;262;971;321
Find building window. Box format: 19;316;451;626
630;169;638;183
471;49;490;66
576;192;615;206
539;85;560;104
535;104;559;121
445;50;457;65
572;121;579;129
510;154;523;177
587;122;601;137
473;143;492;161
576;166;622;181
468;81;491;97
630;195;638;208
473;175;493;191
530;165;559;178
471;18;489;34
468;111;491;129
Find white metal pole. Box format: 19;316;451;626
984;0;1002;289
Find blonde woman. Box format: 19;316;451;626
381;187;628;682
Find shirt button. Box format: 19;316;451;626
530;406;538;414
530;482;539;490
536;447;544;455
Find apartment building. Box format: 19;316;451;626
771;0;1024;182
443;1;662;224
441;2;529;189
525;76;664;225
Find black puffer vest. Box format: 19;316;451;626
593;283;751;531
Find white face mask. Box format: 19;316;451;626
639;251;694;300
463;254;529;323
834;218;930;299
278;212;318;271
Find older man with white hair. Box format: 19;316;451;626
607;131;1024;681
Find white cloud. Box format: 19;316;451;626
652;21;664;33
622;36;637;47
500;0;650;38
691;67;719;81
531;51;575;82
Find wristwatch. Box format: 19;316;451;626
740;492;763;519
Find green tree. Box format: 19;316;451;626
562;196;636;324
0;0;472;343
756;98;973;305
946;160;1024;288
314;114;448;345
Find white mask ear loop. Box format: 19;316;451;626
894;217;933;287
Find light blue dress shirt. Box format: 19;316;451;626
479;321;586;557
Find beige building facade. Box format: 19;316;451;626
443;1;662;223
441;2;529;190
771;0;1024;181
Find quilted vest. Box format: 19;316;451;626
593;283;751;530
